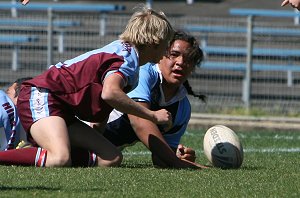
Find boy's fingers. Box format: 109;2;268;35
21;0;30;5
281;0;290;7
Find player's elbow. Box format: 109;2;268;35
101;88;116;103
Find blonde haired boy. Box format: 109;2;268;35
0;6;174;168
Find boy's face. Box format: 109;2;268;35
159;40;194;86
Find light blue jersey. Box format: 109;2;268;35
0;90;22;150
104;63;191;149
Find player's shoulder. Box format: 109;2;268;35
140;63;159;77
106;40;137;57
0;90;9;103
127;63;160;100
140;62;155;69
0;90;6;96
0;90;10;120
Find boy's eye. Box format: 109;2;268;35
169;52;180;58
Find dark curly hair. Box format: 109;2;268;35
168;31;204;66
13;77;32;97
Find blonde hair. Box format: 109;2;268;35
119;5;174;46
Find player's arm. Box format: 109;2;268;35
102;73;172;126
128;102;206;169
151;143;197;168
281;0;300;10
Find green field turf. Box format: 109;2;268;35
0;129;299;197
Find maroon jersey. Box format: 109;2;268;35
20;40;139;124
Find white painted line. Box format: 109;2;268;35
122;147;300;156
244;148;300;153
185;132;300;140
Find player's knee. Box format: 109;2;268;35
110;152;123;167
48;151;72;167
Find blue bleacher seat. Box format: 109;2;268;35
0;35;39;71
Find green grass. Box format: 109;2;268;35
0;129;299;197
203;106;300;117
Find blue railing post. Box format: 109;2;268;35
243;15;253;110
11;0;17;17
146;0;153;8
47;8;53;68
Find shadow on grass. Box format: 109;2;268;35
0;186;60;191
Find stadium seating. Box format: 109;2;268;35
0;19;81;53
184;24;300;87
0;2;126;12
229;8;300;18
0;1;126;75
0;2;126;36
0;34;38;71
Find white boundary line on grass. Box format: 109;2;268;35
123;147;300;156
185;132;300;140
244;148;300;153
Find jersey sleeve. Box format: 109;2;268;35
103;41;140;92
0;93;11;150
127;63;158;103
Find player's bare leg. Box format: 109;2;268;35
68;120;122;167
30;116;72;167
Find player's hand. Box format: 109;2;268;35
20;0;30;5
281;0;289;7
152;109;172;126
281;0;300;10
176;144;196;162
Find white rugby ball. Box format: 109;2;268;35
203;125;243;169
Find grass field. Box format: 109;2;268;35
0;128;299;197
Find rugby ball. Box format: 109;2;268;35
203;125;243;169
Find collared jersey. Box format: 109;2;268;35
22;40;139;122
0;90;22;150
105;63;191;148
